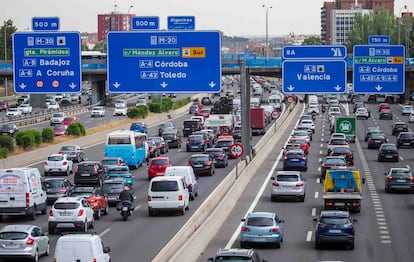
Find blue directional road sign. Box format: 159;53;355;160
32;17;60;31
282;60;347;94
107;31;221;93
368;35;390;45
13;32;81;93
167;16;195;30
353;45;405;94
283;45;347;60
131;16;159;30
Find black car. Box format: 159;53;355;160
0;123;18;137
158;122;176;136
102;179;133;206
379;109;393;120
364;127;383;141
204;148;228;168
162;130;182;148
367;133;387;149
148;136;169;154
377;143;399;162
330;146;354;165
182;119;202;137
396;132;414;148
384;167;414;193
214;139;234;158
314;211;356;250
188;104;199;114
232;126;242;142
201;96;212;105
147;140;160;158
42;178;74;205
188;154;215;176
74;161;105;186
391;122;408;136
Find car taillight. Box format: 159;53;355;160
59;188;67;193
284;157;287;160
58;151;62;154
369;139;374;143
74;165;78;173
271;227;280;233
44;161;48;166
410;177;414;181
26;192;29;208
325;200;333;207
352;201;360;207
206;161;211;166
188;184;193;191
49;210;54;216
387;176;393;180
126;175;132;178
272;182;280;187
71;151;76;155
26;237;35;245
218;154;224;160
105;176;110;179
241;226;250;232
78;209;84;216
186;141;190;144
63;161;67;165
187;162;191;166
147;195;152;201
381;140;386;143
296;182;304;187
302;157;306;161
178;195;183;201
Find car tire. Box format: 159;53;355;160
395;157;399;162
103;205;109;215
32;249;39;262
31;209;37;220
271;195;278;202
299;195;305;202
240;241;247;249
274;241;281;249
349;241;355;250
89;217;94;229
45;242;50;256
83;221;88;232
315;241;321;249
180;207;185;216
41;205;47;215
48;227;54;235
95;209;101;220
148;208;154;217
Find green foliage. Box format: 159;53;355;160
172;98;191;109
148;102;162;113
66;124;81;137
20;134;35;149
16;130;35;146
28;130;42;146
42;128;55;143
0;135;14;153
137;105;149;117
128;105;149;119
74;122;86;136
0;147;8;159
302;36;321;45
0;19;17;60
161;98;173;111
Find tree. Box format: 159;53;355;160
347;9;397;51
302;36;321;45
0;19;17;60
92;41;107;53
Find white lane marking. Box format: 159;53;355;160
306;231;313;242
225;106;306;249
316;178;321;184
311;208;316;217
100;228;111;237
314;192;319;199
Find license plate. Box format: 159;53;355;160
192;146;199;148
254;237;266;242
59;211;72;216
166;140;172;142
374;140;380;143
194;165;203;168
122;206;128;211
283;185;293;189
156;172;164;176
290;159;299;162
334;202;345;206
329;229;342;233
404;143;410;145
397;179;406;182
81;173;90;176
5;244;19;248
385;155;393;158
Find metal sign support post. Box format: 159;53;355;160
240;61;251;162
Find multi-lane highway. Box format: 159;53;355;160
199;98;414;262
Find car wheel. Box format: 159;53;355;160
31;209;37;220
349;241;355;250
180;207;185;216
103;205;109;215
240;241;247;249
89;217;95;229
95;209;101;220
48;227;54;235
395;157;399;162
32;249;39;262
41;205;47;215
45;242;50;256
148;208;154;216
315;241;321;250
271;195;278;202
274;241;281;249
83;221;88;232
299;195;305;202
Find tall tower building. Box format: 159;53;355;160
97;12;135;41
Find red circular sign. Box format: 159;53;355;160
52;80;60;88
271;110;280;120
229;143;244;158
288;96;294;103
36;80;44;88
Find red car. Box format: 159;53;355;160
53;124;67;136
378;103;391;112
196;109;211;119
62;116;78;125
70;186;109;219
147;157;172;180
289;137;309;154
192;101;203;109
0;102;10;111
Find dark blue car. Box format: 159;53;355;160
186;135;206;152
130;121;147;133
283;150;307;171
314;211;356;250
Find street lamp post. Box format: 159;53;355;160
262;5;272;65
398;5;408;45
3;26;7;97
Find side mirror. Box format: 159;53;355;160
353;219;358;223
241;218;246;222
362;178;366;184
207;259;214;262
104;246;111;253
270;177;275;181
384;173;387;176
313;217;318;222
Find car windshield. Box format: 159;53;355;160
0;232;28;240
247;217;274;227
320;216;351;225
216;140;232;147
330;139;347;145
151;159;169;166
48;155;64;161
54;202;80;209
151;181;179;192
189;136;203;142
325;158;346;165
276;175;299;182
71;192;93;198
43;181;64;188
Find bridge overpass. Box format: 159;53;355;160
1;58;414;102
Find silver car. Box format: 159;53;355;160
270;171;306;202
0;224;49;261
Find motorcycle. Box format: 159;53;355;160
117;200;133;221
321;105;326;113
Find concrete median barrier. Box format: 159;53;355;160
153;102;301;262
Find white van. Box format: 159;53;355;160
54;233;110;262
147;176;190;216
308;95;318;104
164;166;198;200
0;167;47;220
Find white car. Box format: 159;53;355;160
44;153;73;176
135;98;147;107
307;103;320;115
5;108;22;117
48;197;95;234
50;112;65;126
91;106;105;117
401;105;413;115
114;99;127;108
409;112;414;123
17;103;33;114
113;105;127;116
47;101;60;110
299;119;315;133
355;107;369;119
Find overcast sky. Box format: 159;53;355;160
1;0;408;36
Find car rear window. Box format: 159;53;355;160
190;156;209;163
0;232;28;240
276;175;299;182
151;159;168;165
216;141;232;147
247;217;273;227
320;217;351;225
77;164;96;173
381;145;396;150
151;181;179;192
48;155;64;161
43;181;64;188
103;183;124;191
71;192;93;198
391;170;412;178
325;158;346;165
103;159;118;165
399;133;413;139
189;136;203;142
61;146;75;151
54;202;80;209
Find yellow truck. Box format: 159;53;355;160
323;169;364;213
